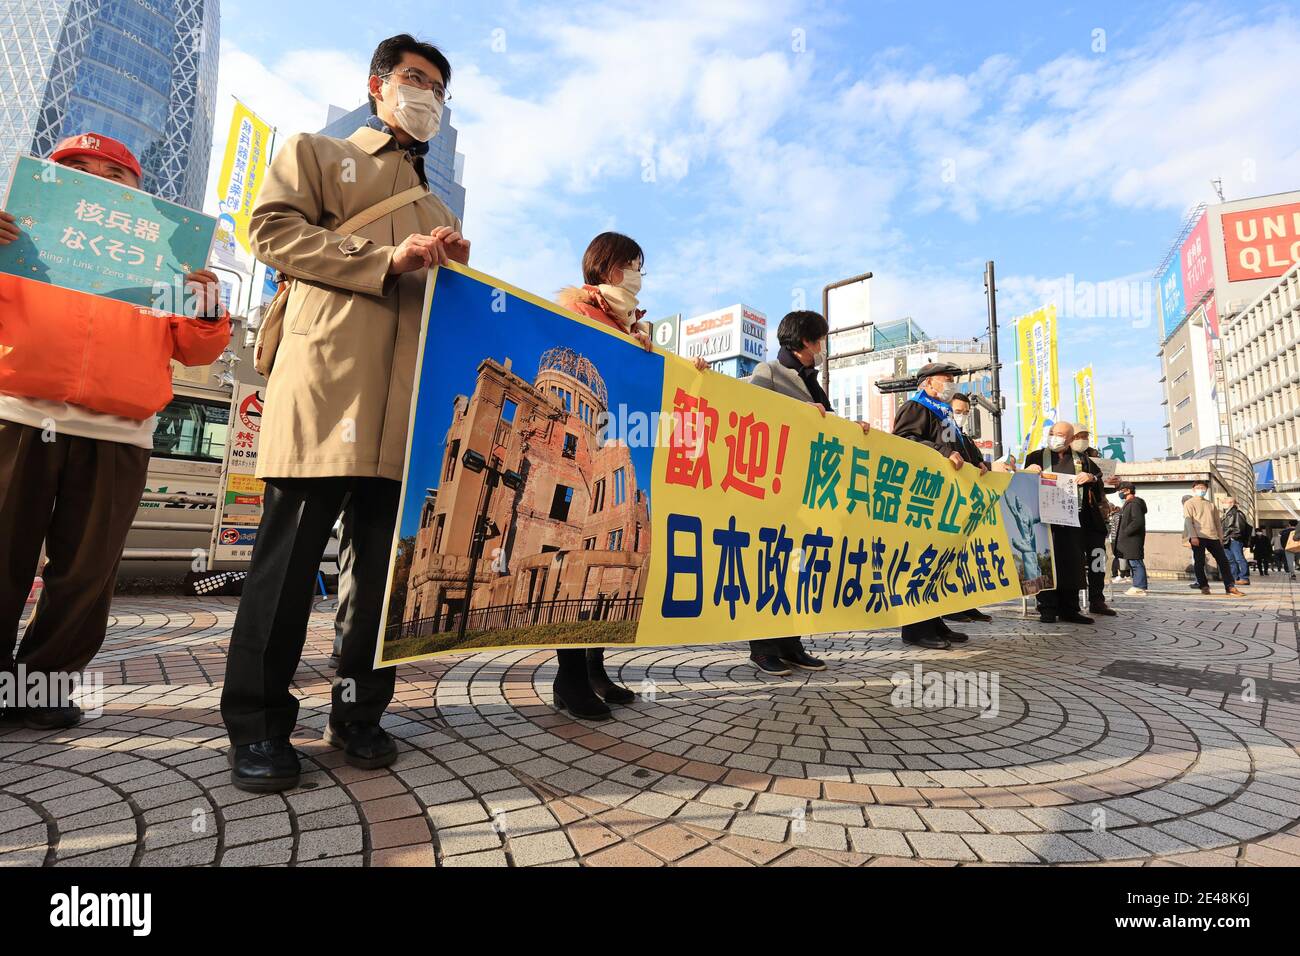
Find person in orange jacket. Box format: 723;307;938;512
0;133;231;729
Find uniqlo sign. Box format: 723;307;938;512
1221;201;1300;282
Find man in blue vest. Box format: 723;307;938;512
892;363;988;649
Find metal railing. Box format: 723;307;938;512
394;595;642;640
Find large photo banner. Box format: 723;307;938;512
376;265;1027;666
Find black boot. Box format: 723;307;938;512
586;648;635;705
553;649;611;720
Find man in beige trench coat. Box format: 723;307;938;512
221;34;470;792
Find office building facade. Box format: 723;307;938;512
1223;261;1300;492
0;0;220;210
1153;190;1300;458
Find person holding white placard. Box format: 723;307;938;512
1024;422;1093;625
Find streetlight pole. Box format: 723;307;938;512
984;260;1005;460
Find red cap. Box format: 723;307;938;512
49;132;143;181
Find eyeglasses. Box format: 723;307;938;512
379;68;450;103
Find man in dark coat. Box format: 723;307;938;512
744;310;871;676
1070;429;1115;616
1111;482;1148;594
892;363;988;649
942;392;994;625
1024;421;1096;624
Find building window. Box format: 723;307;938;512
1175;396;1191;410
1169;345;1186;363
614;467;627;505
501;398;517;424
563;433;578;459
549;484;574;521
591;477;606;514
443;439;460;482
1173;370;1189;386
608;528;624;551
432;514;445;552
583;536;596;550
1177;423;1193;436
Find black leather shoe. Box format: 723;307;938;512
752;655;793;676
964;609;994;623
18;705;82;730
229;737;301;792
587;649;635;705
903;633;951;650
780;648;827;671
324;722;398;769
1061;612;1095;625
939;629;969;643
944;612;975;622
1038;613;1057;624
1089;605;1118;617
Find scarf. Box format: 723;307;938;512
777;347;829;407
364;115;429;185
594;284;640;331
912;388;963;438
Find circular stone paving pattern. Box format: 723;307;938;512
3;588;1300;866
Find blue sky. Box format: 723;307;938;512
207;0;1300;460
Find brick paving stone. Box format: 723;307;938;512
906;831;978;861
509;830;575;866
7;584;1300;867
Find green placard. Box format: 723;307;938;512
0;154;218;307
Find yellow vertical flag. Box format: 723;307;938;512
213;100;272;269
1015;305;1059;462
1074;366;1097;440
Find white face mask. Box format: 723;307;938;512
929;379;956;403
618;266;642;297
1070;438;1088;453
952;412;970;430
1047;435;1067;451
387;82;443;142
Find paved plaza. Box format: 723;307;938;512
3;579;1300;868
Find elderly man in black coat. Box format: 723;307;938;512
891;363;988;649
1024;421;1099;624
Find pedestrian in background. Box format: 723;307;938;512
1220;497;1252;586
892;363;987;648
1250;528;1271;577
1183;481;1244;597
735;310;870;675
1112;483;1148;596
1281;521;1298;579
0;133;229;729
221;34;469;791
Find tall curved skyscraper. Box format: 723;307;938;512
0;0;220;209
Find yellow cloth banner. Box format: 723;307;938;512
213;100;272;267
1015;305;1058;463
377;264;1026;665
1074;365;1097;440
